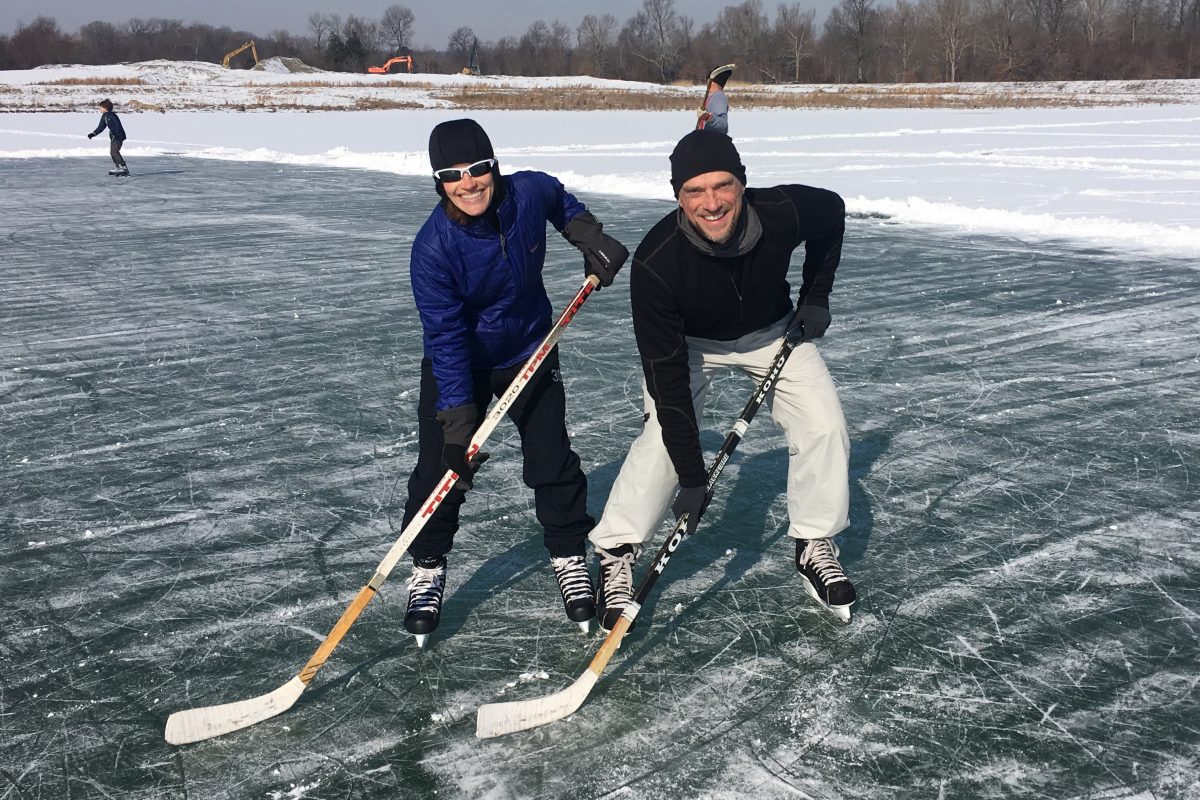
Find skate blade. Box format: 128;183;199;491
802;577;854;624
413;633;430;648
576;619;591;635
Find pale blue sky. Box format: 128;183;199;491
2;1;836;49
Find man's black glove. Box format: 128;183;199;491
563;211;628;288
786;304;831;344
672;485;711;536
436;403;488;490
87;133;95;139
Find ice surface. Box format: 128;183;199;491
0;157;1197;798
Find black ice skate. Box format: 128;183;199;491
595;543;641;632
795;538;856;623
550;555;596;633
405;555;447;648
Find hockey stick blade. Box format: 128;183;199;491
476;335;799;738
476;608;635;738
165;277;600;744
476;670;599;739
165;676;306;745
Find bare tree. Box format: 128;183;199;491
9;16;72;66
380;5;415;54
622;0;688;82
976;0;1025;78
876;0;919;80
308;12;335;52
775;3;817;81
518;20;550;74
718;0;772;75
78;20;121;63
447;26;476;65
1080;0;1113;74
825;0;879;81
922;0;973;80
577;13;617;75
547;20;573;75
343;15;381;59
1041;0;1072;73
1120;0;1147;45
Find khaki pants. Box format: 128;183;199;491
590;317;850;549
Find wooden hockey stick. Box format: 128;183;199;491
476;326;803;738
165;275;601;745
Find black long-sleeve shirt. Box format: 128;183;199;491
629;184;845;487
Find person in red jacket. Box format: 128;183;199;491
590;130;857;628
87;99;128;176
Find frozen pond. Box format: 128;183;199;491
1;157;1197;799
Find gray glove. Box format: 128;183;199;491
563;212;629;288
436;404;488;490
671;485;711;536
786;304;831;344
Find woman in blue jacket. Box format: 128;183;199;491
401;119;628;646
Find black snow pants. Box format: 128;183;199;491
401;347;595;561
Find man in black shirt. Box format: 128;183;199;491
590;130;856;626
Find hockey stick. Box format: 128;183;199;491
476;325;804;738
165;275;602;745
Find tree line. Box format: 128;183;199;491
2;0;1197;82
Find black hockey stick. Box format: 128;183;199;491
477;325;804;737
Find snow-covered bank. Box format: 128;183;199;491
2;61;1198;258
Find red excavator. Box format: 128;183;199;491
368;56;414;74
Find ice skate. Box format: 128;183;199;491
550;554;595;633
405;555;447;648
595;543;641;632
795;538;856;623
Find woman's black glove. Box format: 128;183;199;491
563;211;629;288
436;404;488;490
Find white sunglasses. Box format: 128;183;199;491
433;158;496;182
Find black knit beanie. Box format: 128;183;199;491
669;130;746;197
428;118;499;200
429;118;495;171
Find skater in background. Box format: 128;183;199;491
401;118;629;646
87;99;128;176
589;130;857;629
697;66;732;135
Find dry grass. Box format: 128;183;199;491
736;83;1172;109
36;77;146;86
437;87;695;111
269;79;444;89
2;75;1175;112
427;83;1158;110
352;96;424;110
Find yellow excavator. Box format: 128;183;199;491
222;40;259;69
461;37;480;75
